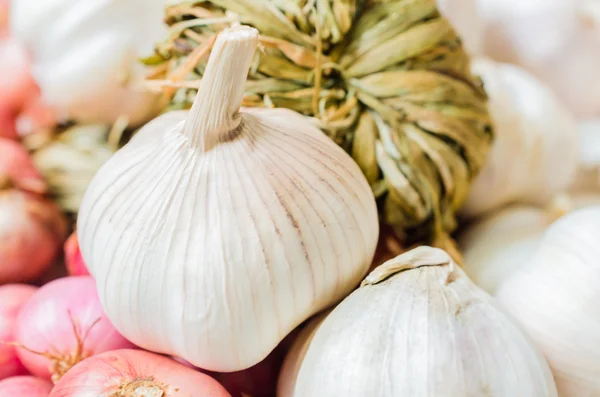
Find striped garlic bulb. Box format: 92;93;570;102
78;26;379;372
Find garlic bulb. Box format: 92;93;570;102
497;206;600;396
78;26;379;372
570;119;600;194
459;205;555;294
278;246;557;397
9;0;166;127
462;58;578;219
476;0;600;118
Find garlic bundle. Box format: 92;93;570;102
9;0;167;128
153;0;494;248
78;26;379;372
476;0;600;118
29;124;115;214
462;58;578;219
278;246;557;397
497;206;600;396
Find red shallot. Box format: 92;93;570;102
64;232;89;277
0;376;52;396
0;140;67;284
15;276;135;382
50;349;232;397
0;284;37;379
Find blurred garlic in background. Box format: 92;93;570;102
459;205;557;294
475;0;600;118
570;120;600;193
437;0;483;54
9;0;168;132
461;58;578;219
497;206;600;396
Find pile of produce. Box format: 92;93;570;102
0;0;599;396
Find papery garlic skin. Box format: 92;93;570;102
279;247;557;397
462;58;578;218
497;206;600;397
476;0;600;118
78;27;379;372
9;0;166;127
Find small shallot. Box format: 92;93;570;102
0;376;52;396
0;284;37;379
64;233;89;277
15;276;134;383
0;139;67;284
50;349;231;397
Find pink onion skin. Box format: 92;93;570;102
51;349;232;397
15;276;135;382
0;284;37;379
64;233;89;277
0;376;53;396
0;138;47;194
0;190;67;285
0;37;43;140
0;139;67;284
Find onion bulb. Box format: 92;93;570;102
64;232;89;277
15;276;134;383
0;376;52;396
50;349;231;397
497;206;600;396
9;0;167;128
475;0;600;118
0;284;37;379
461;58;578;219
0;139;67;284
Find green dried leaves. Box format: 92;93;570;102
29;126;115;213
151;0;493;245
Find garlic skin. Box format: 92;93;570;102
497;206;600;397
278;247;557;397
9;0;166;127
462;58;578;219
78;27;379;372
477;0;600;118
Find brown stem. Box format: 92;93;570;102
184;25;260;151
3;314;102;383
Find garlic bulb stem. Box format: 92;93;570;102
185;27;259;151
362;246;452;286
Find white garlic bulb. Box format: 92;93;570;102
78;26;379;372
437;0;483;54
476;0;600;118
570;120;600;194
497;206;600;396
459;204;555;294
10;0;166;127
462;58;578;219
278;246;558;397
